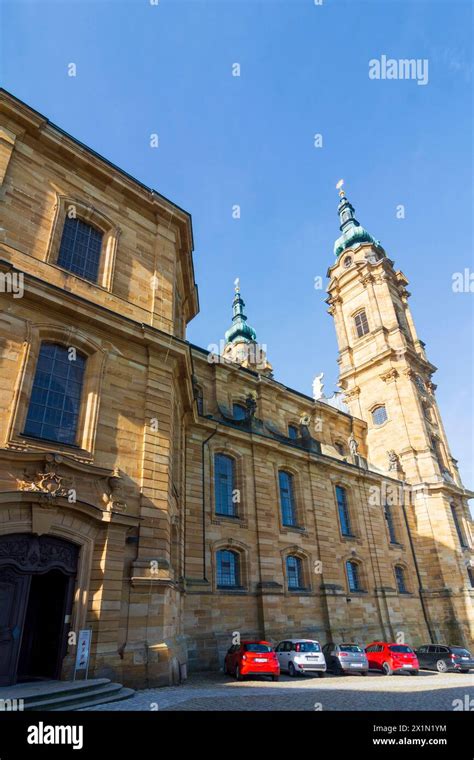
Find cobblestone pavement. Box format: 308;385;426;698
83;670;474;712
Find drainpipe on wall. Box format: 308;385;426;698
400;480;436;643
201;428;218;582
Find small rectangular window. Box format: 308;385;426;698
395;565;407;593
354;310;369;338
346;561;361;592
286;555;302;589
217;549;239;588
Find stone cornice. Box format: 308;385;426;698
0;256;194;379
0;88;199;321
0;449;112;474
0;490;140;526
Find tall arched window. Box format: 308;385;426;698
279;470;297;526
286;555;303;590
216;549;240;588
384;503;397;544
214;453;236;516
395;565;408;594
450;503;467;549
24;342;86;445
346;560;362;592
371;405;388;426
336;485;352;536
57;216;103;283
194;385;204;415
395;306;410;340
431;437;445;473
354;309;369;338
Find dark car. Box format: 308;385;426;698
415;645;474;673
322;642;369;675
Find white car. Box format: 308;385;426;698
275;639;326;677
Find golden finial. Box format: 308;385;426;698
336;178;345;197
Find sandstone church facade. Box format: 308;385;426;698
0;89;472;689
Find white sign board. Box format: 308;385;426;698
74;629;92;678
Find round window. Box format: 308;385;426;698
343;255;352;268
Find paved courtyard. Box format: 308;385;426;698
83;670;474;712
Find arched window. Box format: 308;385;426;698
431;437;445;473
57;216;103;283
467;568;474;589
395;565;408;594
24;342;86;445
286;555;303;590
395;306;411;339
336;485;352;536
232;403;246;421
288;424;299;441
216;549;240;588
354;309;369;338
346;560;362;592
279;470;297;527
371;405;388;426
214;454;236;516
384;503;397;544
194;385;204;415
450;503;467;549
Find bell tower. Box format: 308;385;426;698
221;280;273;376
326;181;474;646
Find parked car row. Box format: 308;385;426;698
224;639;474;681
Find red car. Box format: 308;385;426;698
224;640;280;681
365;641;419;675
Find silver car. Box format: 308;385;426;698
275;639;326;677
323;642;369;675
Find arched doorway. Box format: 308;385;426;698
0;533;79;686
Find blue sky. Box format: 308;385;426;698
1;0;473;488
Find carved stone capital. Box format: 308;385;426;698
344;386;360;401
380;369;399;383
105;467;127;512
360;274;375;287
327;294;343;311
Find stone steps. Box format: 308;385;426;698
0;678;135;711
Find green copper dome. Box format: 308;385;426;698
224;286;257;344
333;188;381;257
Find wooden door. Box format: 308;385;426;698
0;567;31;686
